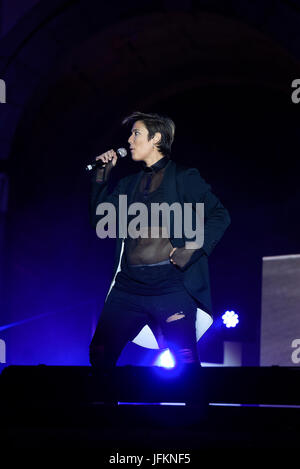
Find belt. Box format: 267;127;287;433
129;259;171;267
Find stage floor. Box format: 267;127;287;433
1;401;300;449
1;365;300;450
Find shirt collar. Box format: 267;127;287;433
142;155;170;173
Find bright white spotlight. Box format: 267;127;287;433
155;349;176;368
222;310;239;328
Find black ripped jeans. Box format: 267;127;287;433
89;264;200;371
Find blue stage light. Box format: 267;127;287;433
222;310;239;328
154;349;175;368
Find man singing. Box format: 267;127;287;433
89;112;230;372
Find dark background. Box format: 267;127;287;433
0;0;300;369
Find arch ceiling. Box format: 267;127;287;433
0;1;299;163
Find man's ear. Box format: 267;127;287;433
153;132;161;144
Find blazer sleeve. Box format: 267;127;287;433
181;167;231;265
89;169;131;229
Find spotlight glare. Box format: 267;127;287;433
222;310;239;328
155;349;175;368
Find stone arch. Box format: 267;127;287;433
1;1;300;164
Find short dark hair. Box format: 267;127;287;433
122;111;175;157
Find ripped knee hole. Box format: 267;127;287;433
166;312;185;323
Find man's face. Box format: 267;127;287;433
128;120;156;162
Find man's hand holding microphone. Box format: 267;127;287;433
95;149;118;168
86;147;127;172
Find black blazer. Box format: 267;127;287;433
90;160;231;318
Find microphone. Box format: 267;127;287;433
85;147;127;171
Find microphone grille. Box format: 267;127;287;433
117;147;127;158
